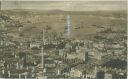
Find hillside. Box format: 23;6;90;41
0;10;127;39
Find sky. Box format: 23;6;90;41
1;1;127;11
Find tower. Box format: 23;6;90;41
41;29;45;68
85;51;89;63
41;47;44;68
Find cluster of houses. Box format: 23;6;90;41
0;13;127;79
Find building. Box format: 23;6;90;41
105;73;112;79
70;68;82;77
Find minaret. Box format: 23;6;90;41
95;66;97;78
65;15;72;38
85;51;89;63
41;29;45;68
41;47;44;68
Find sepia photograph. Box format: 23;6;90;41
0;0;127;79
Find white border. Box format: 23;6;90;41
0;0;127;1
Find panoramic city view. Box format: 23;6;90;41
0;1;127;79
